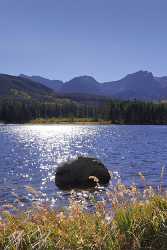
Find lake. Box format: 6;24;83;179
0;124;167;209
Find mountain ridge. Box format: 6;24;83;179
20;71;167;101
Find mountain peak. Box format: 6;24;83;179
61;75;100;94
126;70;154;79
69;75;98;83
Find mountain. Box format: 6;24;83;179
60;76;101;94
0;74;56;100
102;71;167;100
20;74;63;92
20;71;167;101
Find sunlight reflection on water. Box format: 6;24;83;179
1;125;167;209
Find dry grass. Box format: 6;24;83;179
1;172;167;249
30;117;112;125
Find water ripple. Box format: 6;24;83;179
0;125;167;207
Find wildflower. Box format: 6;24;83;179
131;185;137;193
105;211;114;224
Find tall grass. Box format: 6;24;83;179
1;172;167;249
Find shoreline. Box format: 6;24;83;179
1;122;167;125
1;118;167;125
30;121;113;125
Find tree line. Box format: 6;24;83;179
0;98;167;124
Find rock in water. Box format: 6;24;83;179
55;156;111;189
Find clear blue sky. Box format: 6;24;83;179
0;0;167;82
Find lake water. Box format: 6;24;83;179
0;125;167;209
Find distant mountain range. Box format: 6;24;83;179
20;71;167;101
1;71;167;101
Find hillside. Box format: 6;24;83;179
20;74;63;92
0;74;56;100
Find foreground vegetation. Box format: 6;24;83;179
1;173;167;249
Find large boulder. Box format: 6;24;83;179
55;156;111;189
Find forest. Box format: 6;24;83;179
0;97;167;124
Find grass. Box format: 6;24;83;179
30;117;112;125
1;174;167;249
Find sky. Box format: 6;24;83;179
0;0;167;82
